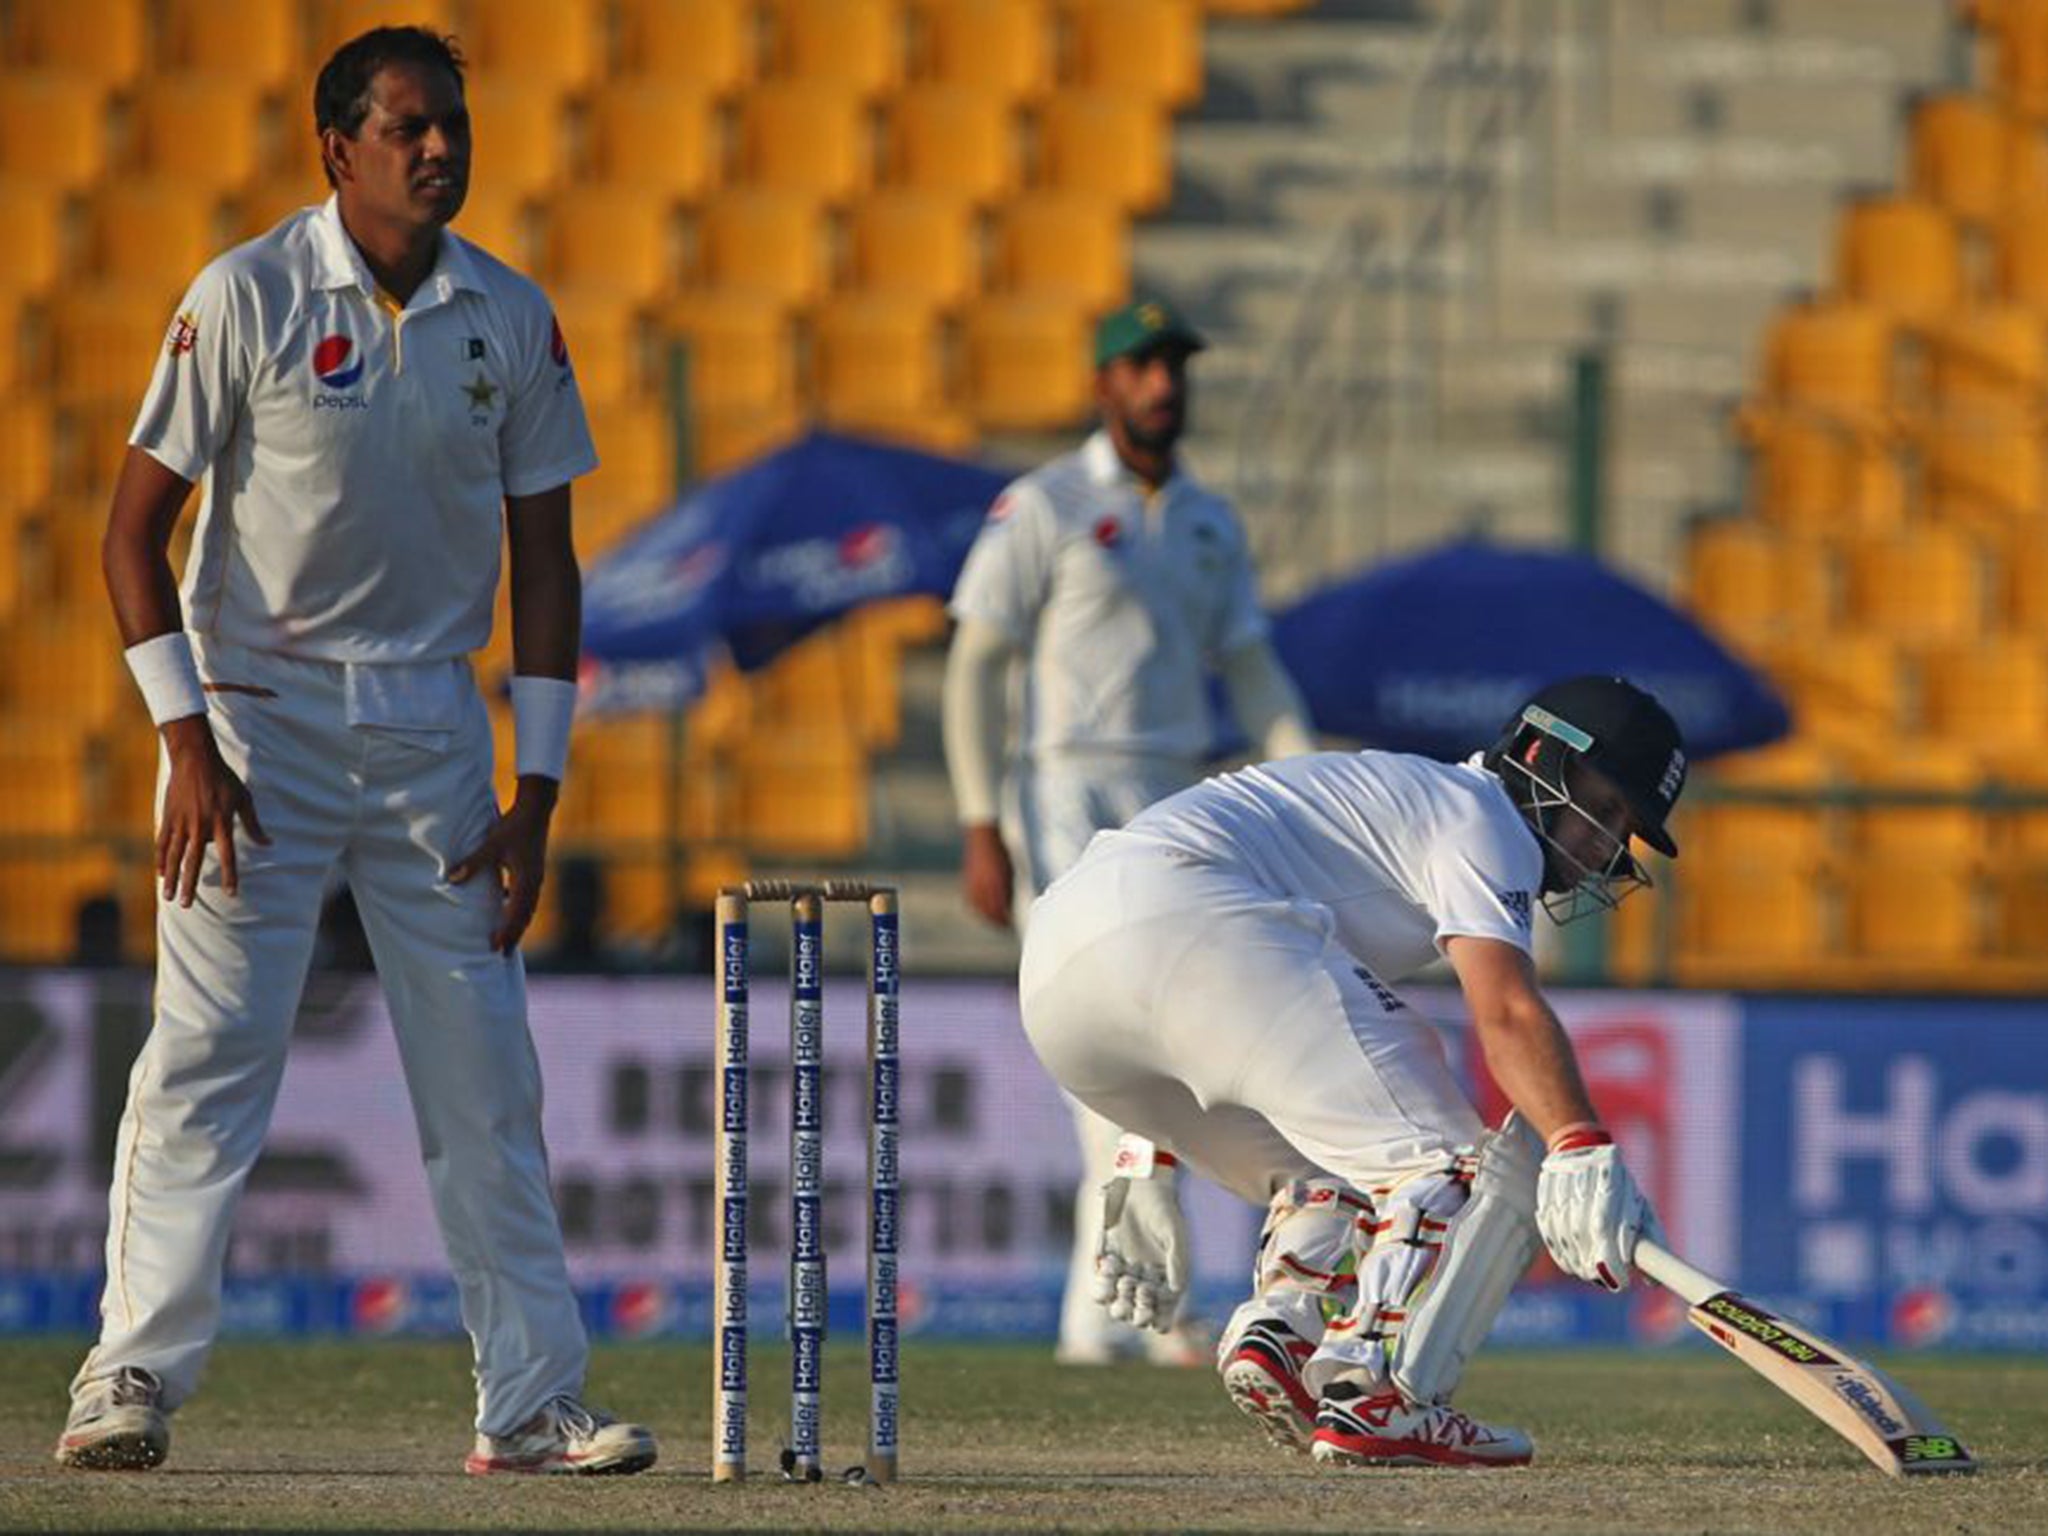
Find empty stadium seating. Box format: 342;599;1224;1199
0;0;1278;963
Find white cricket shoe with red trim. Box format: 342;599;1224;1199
1220;1318;1318;1454
1310;1382;1533;1468
464;1396;657;1476
54;1366;170;1471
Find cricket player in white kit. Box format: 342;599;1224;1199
56;29;654;1476
1020;675;1686;1465
944;298;1315;1365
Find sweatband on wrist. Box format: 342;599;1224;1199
1547;1122;1614;1154
510;675;577;781
1111;1134;1177;1178
124;632;207;726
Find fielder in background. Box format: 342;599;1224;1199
943;298;1316;1366
57;28;655;1477
1020;676;1686;1466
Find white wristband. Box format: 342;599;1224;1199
123;632;207;726
510;674;577;782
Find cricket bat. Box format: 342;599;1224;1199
1634;1237;1976;1478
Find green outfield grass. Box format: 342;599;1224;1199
0;1338;2042;1533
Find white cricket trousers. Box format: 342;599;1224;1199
1008;751;1197;1358
1019;831;1484;1206
78;636;586;1435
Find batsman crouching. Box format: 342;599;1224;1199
1018;676;1685;1467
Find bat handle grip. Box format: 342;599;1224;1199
1632;1236;1720;1307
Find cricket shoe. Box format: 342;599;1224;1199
54;1366;170;1471
1310;1382;1533;1468
464;1396;658;1475
1219;1319;1317;1454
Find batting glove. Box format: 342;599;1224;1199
1093;1140;1190;1333
1535;1127;1659;1292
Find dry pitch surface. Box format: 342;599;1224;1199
0;1338;2042;1533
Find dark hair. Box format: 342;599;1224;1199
313;26;466;187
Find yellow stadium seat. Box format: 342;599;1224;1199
1737;298;1903;531
3;609;128;727
1907;92;2048;227
1834;195;1964;325
846;189;980;306
0;398;55;520
1842;853;1981;973
614;0;759;95
128;75;273;196
1669;852;1830;980
550;287;650;409
1991;857;2048;954
59;400;138;498
1064;0;1204;109
813;291;971;441
882;85;1022;207
914;0;1055;106
692;402;809;476
48;285;181;408
1756;296;1896;415
1035;89;1171;213
0;843;124;963
1743;415;1907;531
1920;636;2048;756
578;400;677;532
0;75;114;191
1919;304;2048;517
963;294;1092;428
0;295;28;395
731;743;868;856
463;79;572;201
734;83;873;203
991;191;1129;308
1839;740;1988;863
1991;206;2048;309
449;185;533;268
1679;739;1839;874
767;0;907;100
0;725;92;834
1926;302;2048;409
1972;0;2048;121
1750;632;1904;750
585;81;723;203
308;0;458;60
1681;518;1835;646
666;289;803;415
159;0;304;91
694;189;833;310
237;174;327;240
23;496;109;608
2003;517;2048;628
84;182;229;289
540;186;681;302
464;0;606;94
5;0;144;88
0;177;66;300
1841;525;1987;644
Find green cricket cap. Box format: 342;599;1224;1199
1093;298;1207;367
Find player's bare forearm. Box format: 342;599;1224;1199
504;483;580;681
103;448;196;645
1444;935;1600;1142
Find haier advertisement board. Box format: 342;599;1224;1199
0;973;2039;1348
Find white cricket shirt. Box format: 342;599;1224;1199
131;196;598;664
947;431;1268;762
1111;749;1545;980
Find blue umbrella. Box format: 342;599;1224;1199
1272;537;1789;760
580;431;1012;709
